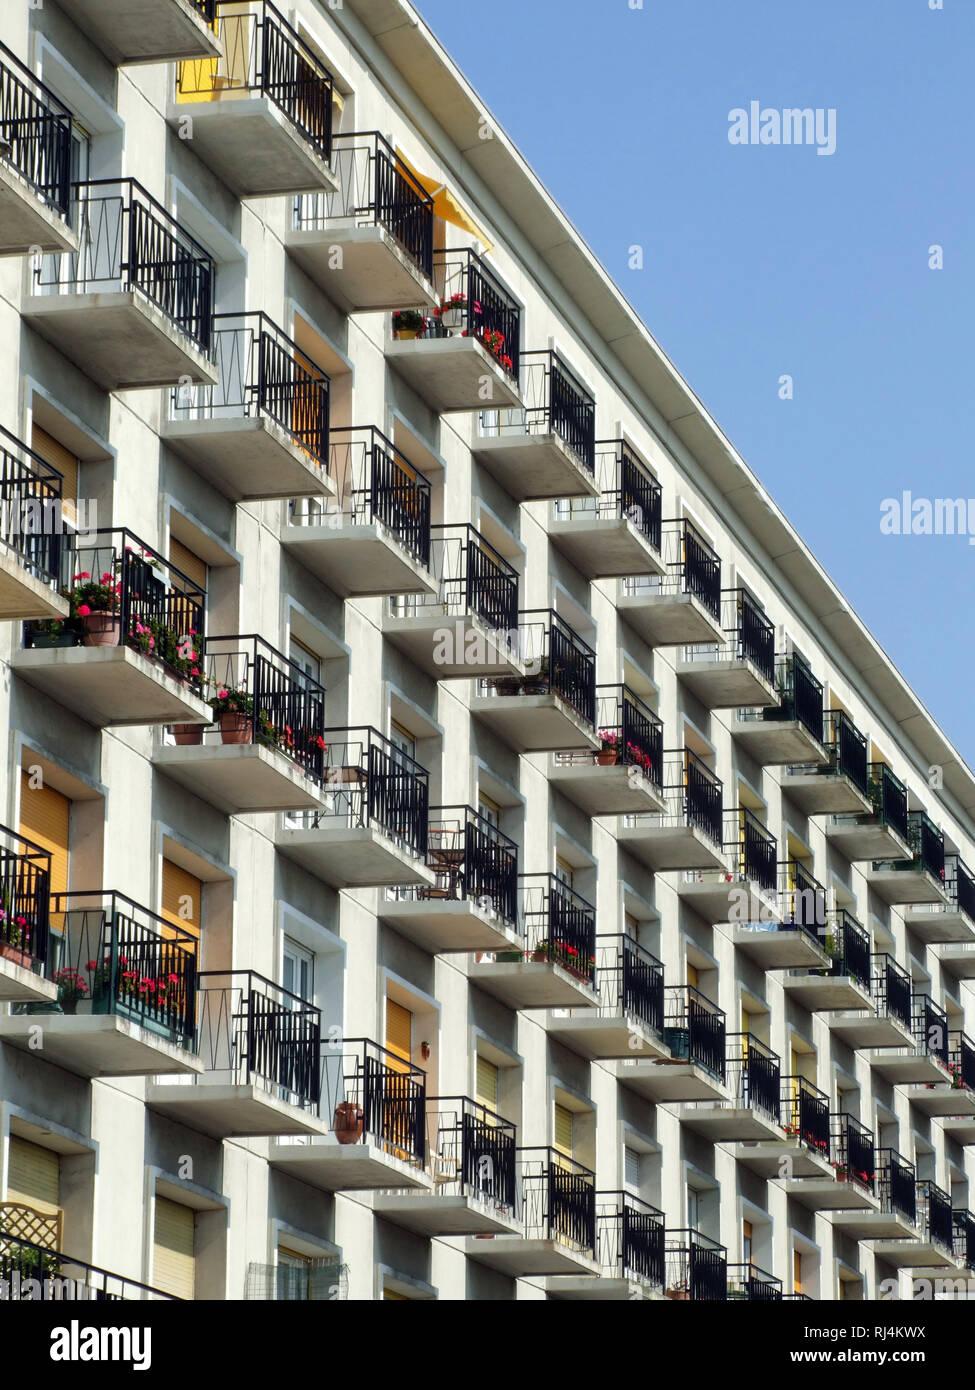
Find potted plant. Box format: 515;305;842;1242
597;728;621;766
437;292;468;331
52;966;89;1015
0;911;33;969
332;1101;364;1144
67;568;121;647
392;309;426;341
28;617;80;649
211;685;254;744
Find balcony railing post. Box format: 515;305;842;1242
0;42;74;218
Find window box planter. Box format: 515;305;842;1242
172;724;204;745
0;942;33;970
495;951;527;964
29;627;81;649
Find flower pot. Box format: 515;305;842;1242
31;630;80;649
666;1288;690;1301
219;713;253;745
395;329;419;341
333;1101;364;1144
172;724;204;746
0;941;31;970
441;307;465;331
495;951;525;964
59;998;79;1015
597;749;619;766
81;612;121;647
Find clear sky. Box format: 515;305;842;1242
409;0;975;767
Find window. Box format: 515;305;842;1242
742;1219;753;1267
687;1187;700;1231
19;774;69;914
389;720;416;763
283;937;314;1003
624;912;639;941
554;1103;573;1159
386;999;412;1067
31;425;79;527
475;1054;499;1112
3;1137;62;1251
555;858;574;891
289;638;321;685
477;793;501;829
624;1146;641;1192
686;961;698;990
153;1197;196;1300
169;538;207;594
161;859;202;940
793;1249;803;1296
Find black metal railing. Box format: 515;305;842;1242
417;805;518;924
663;985;726;1081
677;749;724;845
831;1114;876;1194
497;609;596;727
906;811;946;887
306;727;429;860
482;350;594;470
597;1191;665;1288
868;763;910;844
0;822;51;979
0;1230;176;1301
0;42;72;218
945;855;975;923
949;1031;975;1092
727;1263;782;1301
916;1181;954;1254
722;587;775;684
595;935;664;1036
35;891;196;1048
0;426;65;592
417;248;521;386
202;634;326;782
593;684;663;787
730;808;778;893
517;1148;596;1255
295;131;434;278
319;1037;425;1163
780;858;828;943
193;0;218;19
424;1097;516;1211
173;312;330;467
193;969;320;1108
665;1230;727;1301
179;0;333;160
952;1210;975;1270
822;911;871;989
781;1076;830;1158
820;710;869;795
394;522;517;635
877;1149;917;1225
726;1033;780;1122
36;179;214;355
765;652;824;744
519;874;596;986
913;993;950;1068
567;440;662;549
654;518;722;619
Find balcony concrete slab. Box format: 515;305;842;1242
379;895;522;954
286;222;438;312
283;523;436;599
0;550;69;622
164;416;334;502
155;743;326;815
471;432;598;499
167;98;339;198
0;1013;202;1078
276;823;435;889
0;163;78;256
617;591;725;648
146;1082;328;1138
54;0;221;64
548;515;666;579
13;646;213;728
267;1138;432;1193
389;338;524;414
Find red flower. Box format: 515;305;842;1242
77;604;91;617
86;959;97;972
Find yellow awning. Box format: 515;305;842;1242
396;150;494;252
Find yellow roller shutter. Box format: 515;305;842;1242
554;1104;573;1159
6;1138;60;1212
475;1055;498;1112
168;539;207;592
161;860;202;941
153;1197;195;1300
384;1288;408;1300
385;999;412;1069
19;774;69;899
31;424;78;527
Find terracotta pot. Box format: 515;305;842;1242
0;941;31;970
395;329;419;341
597;749;619;766
172;724;204;746
219;712;253;745
666;1288;690;1301
81;611;121;647
333;1101;364;1145
59;998;79;1015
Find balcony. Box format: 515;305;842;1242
269;1038;430;1192
730;1077;833;1182
871;1180;958;1270
779;1112;879;1213
548;441;665;579
783;709;873;815
0;428;70;623
733;652;828;766
664;1230;727;1301
147;971;326;1138
905;854;975;945
727;1265;782;1301
371;1097;520;1236
155;635;327;813
952;1210;975;1270
25;180;217;391
825;761;913;862
382;524;521;678
676;1033;784;1142
0;891;201;1078
546;1192;666;1301
903;1030;975;1118
0;1231;175;1301
545;935;670;1060
618;519;724;648
0;44;77;255
828;953;917;1049
472;349;597;496
549;686;666;815
164;313;333;502
0;824;57;1007
864;993;953;1084
731;860;830;970
616;749;727;872
867;809;949;906
616;985;727;1102
390;250;523;412
460;1148;598;1277
833;1149;919;1242
288;132;435;310
676;809;780;926
472;610;598;752
171;2;336;197
380;806;521;954
54;0;221;65
781;910;874;1011
937;940;975;980
15;529;211;728
471;874;598;1010
283;428;434;597
276;728;433;888
676;588;778;709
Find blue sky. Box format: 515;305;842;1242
410;0;975;766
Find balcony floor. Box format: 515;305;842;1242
548;515;666;579
459;1235;599;1278
167;98;339;198
780;1177;877;1212
276;823;436;890
937;944;975;979
831;1208;918;1242
617;591;725;648
543;1011;671;1061
154;743;326;815
146;1082;328;1138
615;822;728;873
23;292;218;392
164;416;334;502
379;895;522;954
267;1138;432;1193
827;1011;916;1050
382;610;522;679
726;1142;833;1180
731;926;829;971
731;719;829;768
286;222;439;312
863;1049;952;1085
901;1085;975;1118
544;1275;665;1301
615;1057;728;1103
0;1013;202;1078
903;905;975;945
675;659;779;711
781;973;874;1013
674;1102;783;1143
470;958;599;1011
55;0;221;64
470;692;600;753
389;338;524;414
676;877;781;928
283;524;437;599
781;770;873;817
547;758;668;816
472;432;599;501
0;549;69;623
825;817;913;863
868;1238;957;1270
0;162;78;256
0;955;58;1006
13;646;213;728
369;1191;521;1238
940;1114;975;1144
866;864;950;907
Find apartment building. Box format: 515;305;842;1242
0;0;972;1304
